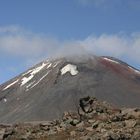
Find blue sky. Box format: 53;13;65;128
0;0;140;84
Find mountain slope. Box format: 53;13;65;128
0;55;140;123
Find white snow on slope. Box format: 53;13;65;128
128;66;140;74
26;81;36;89
3;98;7;102
31;63;47;75
21;75;34;86
47;63;52;69
61;64;78;76
103;57;119;64
3;79;19;91
21;62;50;86
53;60;61;68
27;71;50;91
22;70;33;76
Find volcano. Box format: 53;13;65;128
0;55;140;123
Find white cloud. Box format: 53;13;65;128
80;33;140;64
0;25;140;67
0;26;59;61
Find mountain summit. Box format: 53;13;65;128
0;55;140;123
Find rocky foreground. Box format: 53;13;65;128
0;97;140;140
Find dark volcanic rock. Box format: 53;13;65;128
0;55;140;123
0;96;139;140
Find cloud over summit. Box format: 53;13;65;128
0;25;140;66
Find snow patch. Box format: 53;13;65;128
21;75;34;86
3;98;7;102
26;81;36;89
47;63;52;69
128;66;140;74
61;64;78;76
53;60;61;68
103;57;119;64
3;79;19;90
28;71;50;90
31;63;47;75
21;62;48;86
22;70;32;76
